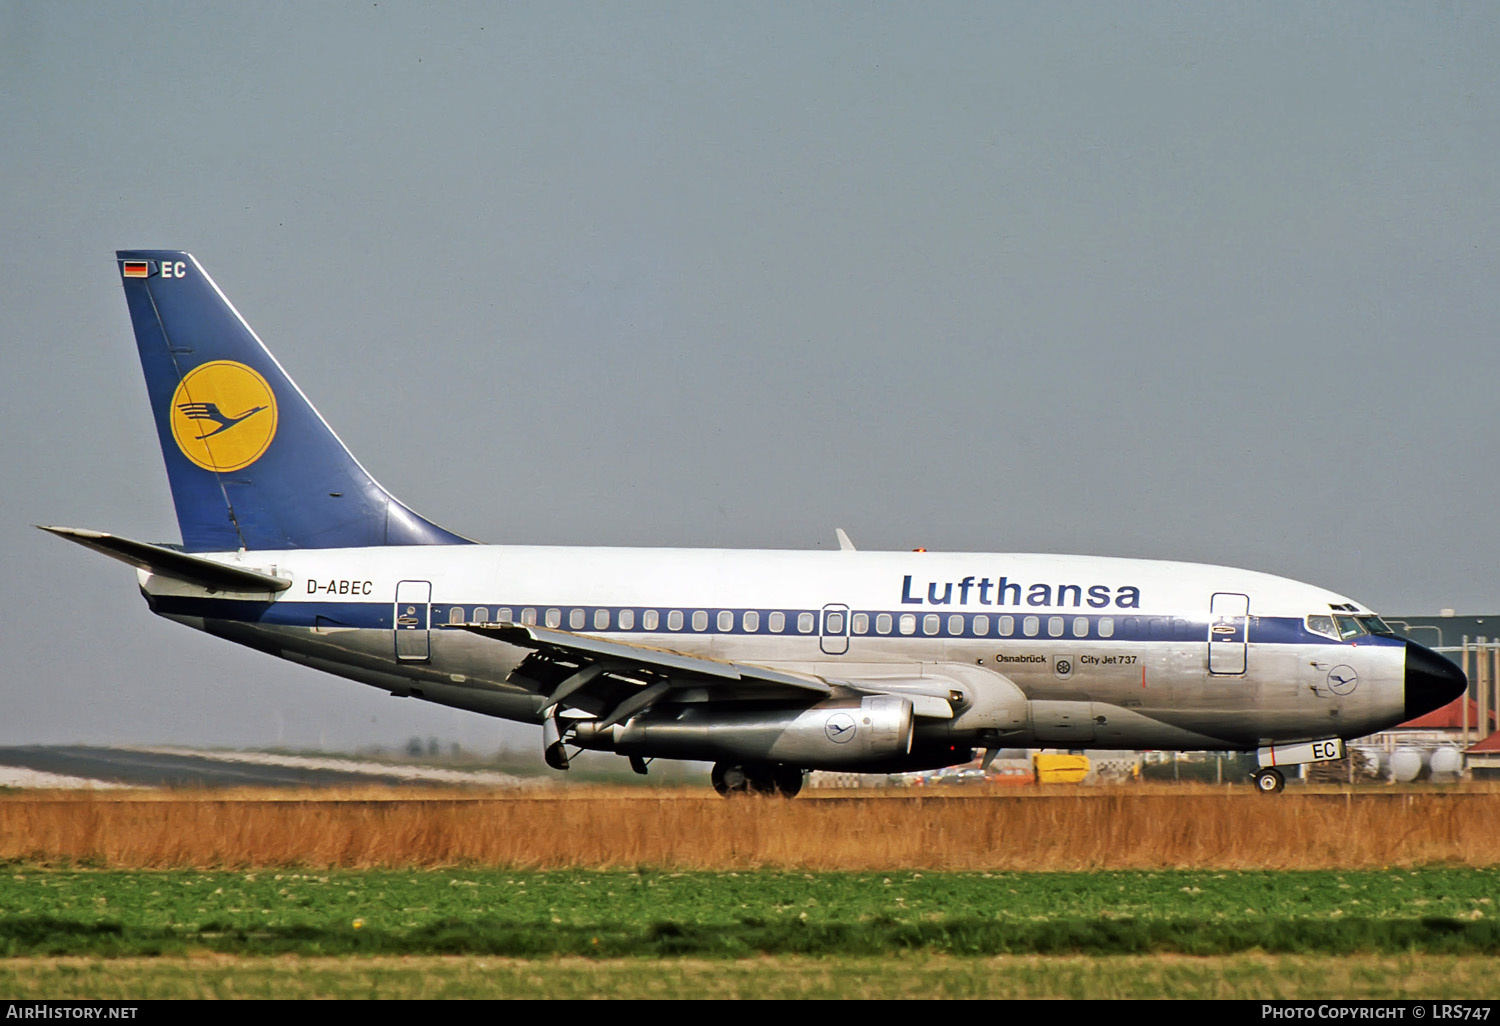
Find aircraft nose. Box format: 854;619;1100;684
1404;642;1468;721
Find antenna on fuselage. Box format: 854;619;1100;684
835;528;856;551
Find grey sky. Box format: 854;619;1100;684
3;2;1498;752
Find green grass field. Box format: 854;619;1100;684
2;865;1497;997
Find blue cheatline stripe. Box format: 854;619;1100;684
146;595;1404;649
149;596;393;628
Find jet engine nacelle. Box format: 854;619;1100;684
570;694;916;769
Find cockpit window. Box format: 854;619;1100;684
1310;611;1394;641
1305;614;1338;639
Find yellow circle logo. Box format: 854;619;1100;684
169;361;278;472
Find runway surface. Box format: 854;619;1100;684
0;745;535;790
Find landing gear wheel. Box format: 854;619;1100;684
711;762;804;797
711;762;751;796
1253;768;1285;794
770;764;804;798
748;766;780;796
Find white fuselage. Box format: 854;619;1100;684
140;544;1412;756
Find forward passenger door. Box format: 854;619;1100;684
1208;592;1249;675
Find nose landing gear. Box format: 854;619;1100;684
1253;767;1285;793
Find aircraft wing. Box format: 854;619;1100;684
456;622;830;718
453;621;966;725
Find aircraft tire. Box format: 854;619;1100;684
712;762;803;797
747;763;804;797
748;768;779;796
770;764;804;798
1253;768;1285;794
711;762;752;796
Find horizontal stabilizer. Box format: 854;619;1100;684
39;526;291;593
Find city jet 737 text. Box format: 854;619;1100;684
44;251;1467;795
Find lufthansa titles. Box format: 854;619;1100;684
900;574;1141;609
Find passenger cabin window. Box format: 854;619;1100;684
619;609;635;630
496;607;512;624
1048;616;1064;637
1098;616;1115;638
1023;615;1039;637
594;609;610;630
1072;616;1088;637
449;607;465;625
899;613;916;635
692;610;708;631
852;612;869;635
923;614;940;636
668;610;683;631
570;608;585;629
472;607;489;623
642;610;659;631
521;607;537;626
797;612;815;634
744;610;760;632
718;610;734;632
769;611;785;633
999;615;1014;637
876;613;892;635
826;611;845;634
546;608;561;628
972;614;989;636
947;614;964;636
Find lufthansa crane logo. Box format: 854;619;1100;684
1327;664;1358;696
825;712;857;744
169;361;277;472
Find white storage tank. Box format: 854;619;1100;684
1389;748;1423;783
1429;746;1463;779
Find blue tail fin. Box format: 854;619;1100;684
117;250;471;551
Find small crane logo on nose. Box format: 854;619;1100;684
1327;664;1358;695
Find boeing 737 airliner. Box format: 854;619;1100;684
45;251;1467;795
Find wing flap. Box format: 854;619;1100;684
831;677;959;718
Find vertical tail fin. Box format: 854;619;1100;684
117;250;470;551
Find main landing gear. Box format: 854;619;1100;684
1253;767;1285;794
711;761;805;797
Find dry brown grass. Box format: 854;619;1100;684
3;785;1497;870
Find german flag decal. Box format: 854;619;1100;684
122;260;150;278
